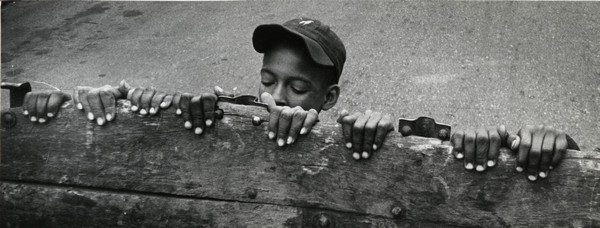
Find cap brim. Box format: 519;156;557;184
253;24;334;67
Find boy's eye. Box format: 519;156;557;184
261;81;274;86
291;86;308;94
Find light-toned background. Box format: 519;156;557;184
2;1;599;150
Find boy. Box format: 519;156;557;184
20;17;577;181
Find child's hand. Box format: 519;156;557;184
126;82;175;116
73;82;127;125
507;125;569;181
260;92;319;147
22;90;71;123
337;110;394;160
451;126;510;172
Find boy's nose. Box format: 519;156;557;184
271;86;287;107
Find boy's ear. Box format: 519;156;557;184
321;84;340;111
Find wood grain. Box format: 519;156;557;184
1;100;599;227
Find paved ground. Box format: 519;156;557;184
2;1;599;151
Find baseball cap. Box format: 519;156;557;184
252;17;347;80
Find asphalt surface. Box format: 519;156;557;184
2;1;599;151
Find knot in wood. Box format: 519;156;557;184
246;188;257;199
317;213;330;228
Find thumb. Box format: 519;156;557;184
214;86;234;97
260;92;277;110
506;134;521;151
337;109;349;124
119;80;133;99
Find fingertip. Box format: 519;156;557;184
353;152;361;160
214;86;224;94
339;109;349;116
176;108;182;115
511;136;521;150
277;138;285;147
194;127;203;135
87;112;94;121
539;171;547;178
373;144;378;151
361;151;369;159
205;119;213;127
346;142;352;149
268;131;275;140
300;127;307;135
527;175;537;181
23;110;29;116
131;105;138;112
47;112;54;118
38;118;46;123
106;113;113;121
287;136;294;145
76;103;83;110
30;116;37;122
465;163;474;170
456;153;464;159
139;109;147;115
149;107;156;115
160;102;168;108
184;121;192;129
97;118;105;126
516;166;524;172
476;165;485;172
487;160;496;167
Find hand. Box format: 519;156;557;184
127;83;175;116
173;86;226;135
337;109;394;160
22;90;71;123
73;81;128;125
507;125;568;181
261;92;319;147
451;126;509;172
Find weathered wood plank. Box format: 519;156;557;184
1;100;599;227
1;181;410;228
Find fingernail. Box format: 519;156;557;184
215;86;224;93
268;132;275;139
23;110;29;115
287;136;293;144
184;121;192;129
106;113;113;121
140;109;147;115
353;152;361;160
47;113;54;118
516;166;524;172
346;142;352;149
194;127;203;135
131;105;138;111
76;103;83;110
361;152;369;159
476;165;485;172
160;102;168;108
511;137;521;150
456;153;464;159
528;175;537;181
539;171;547;178
549;166;554;170
97;118;104;126
176;109;182;115
87;112;94;120
277;138;285;147
149;107;156;114
205;119;213;127
38;118;46;123
373;145;378;151
30;116;37;122
300;127;307;135
465;163;474;170
487;160;496;167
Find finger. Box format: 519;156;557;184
487;127;501;168
286;108;307;144
463;129;476;170
475;128;489;172
201;93;217;127
78;89;93;120
23;92;32;116
340;112;359;149
190;95;205;135
527;127;544;181
100;90;116;122
539;129;556;178
362;112;382;159
265;94;282;140
35;93;50;123
139;88;156;115
517;126;533;173
507;134;521;151
46;92;64;118
277;107;296;147
373;115;394;152
172;92;182;115
87;90;105;125
496;125;509;147
352;113;370;160
179;93;192;129
301;108;318;135
214;86;234;97
130;88;144;112
73;86;91;111
161;94;173;109
551;131;567;170
451;130;465;159
149;91;166;115
26;93;39;122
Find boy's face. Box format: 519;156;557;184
259;43;337;112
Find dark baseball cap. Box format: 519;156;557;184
253;17;347;80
